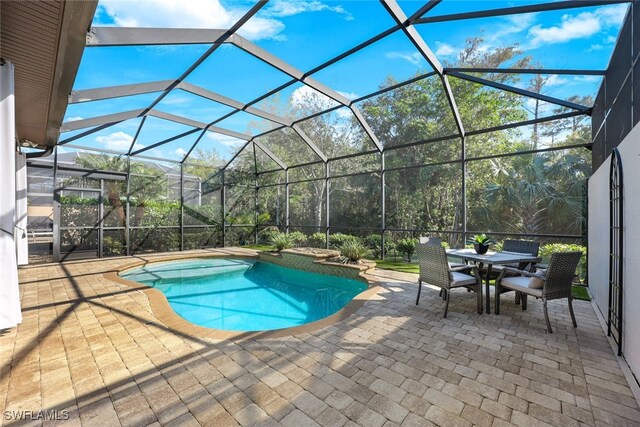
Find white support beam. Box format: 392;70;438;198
350;106;383;152
178;81;245;110
69;80;174;103
207;124;252;141
86;27;230;46
147;110;209;130
292;124;328;163
254;141;287;170
178;81;293;126
149;110;253;140
60;109;144;132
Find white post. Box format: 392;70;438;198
16;152;28;265
0;60;22;330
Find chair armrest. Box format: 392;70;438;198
497;266;546;281
451;265;474;273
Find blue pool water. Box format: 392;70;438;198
121;258;367;331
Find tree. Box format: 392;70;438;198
361;37;529;242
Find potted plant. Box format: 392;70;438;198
467;234;496;254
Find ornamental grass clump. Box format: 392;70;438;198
340;240;369;263
270;232;293;252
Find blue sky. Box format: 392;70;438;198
62;0;629;162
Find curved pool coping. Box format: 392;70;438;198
103;252;383;340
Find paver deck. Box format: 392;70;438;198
1;248;639;426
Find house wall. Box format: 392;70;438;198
588;122;640;383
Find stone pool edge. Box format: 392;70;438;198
103;250;383;341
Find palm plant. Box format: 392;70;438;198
270;232;293;252
479;152;587;236
339;240;368;263
75;154;128;227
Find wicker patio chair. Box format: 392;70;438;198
483;239;541;275
495;251;582;333
416;243;482;317
419;236;465;269
419;236;441;245
479;240;540;304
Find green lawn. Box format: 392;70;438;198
370;259;591;301
373;259;419;274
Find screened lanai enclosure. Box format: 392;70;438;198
25;0;629;265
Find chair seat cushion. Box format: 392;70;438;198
450;272;477;287
501;276;543;297
527;276;545;289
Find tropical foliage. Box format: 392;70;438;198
58;37;589;265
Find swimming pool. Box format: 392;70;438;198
120;258;368;331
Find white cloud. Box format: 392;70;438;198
574;75;600;83
488;13;537;43
98;0;284;41
527;5;628;48
336;108;353;119
589;44;604;51
545;75;569;86
205;131;244;147
434;42;458;57
290;85;339;110
265;0;353;21
98;0;353;41
597;4;628;26
95;131;144;151
337;90;359;101
66;116;84;122
384;51;423;65
528;11;601;46
175;147;187;157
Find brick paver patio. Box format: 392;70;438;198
1;248;639;426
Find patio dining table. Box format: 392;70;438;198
446;248;542;314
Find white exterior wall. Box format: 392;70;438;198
0;60;22;330
589;122;640;381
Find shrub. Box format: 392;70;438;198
103;235;126;256
340;240;369;263
396;238;418;262
540;243;587;279
308;232;327;248
288;231;307;247
258;226;280;244
270;232;293;252
363;234;394;259
329;233;357;248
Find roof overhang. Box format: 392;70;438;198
0;0;97;149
